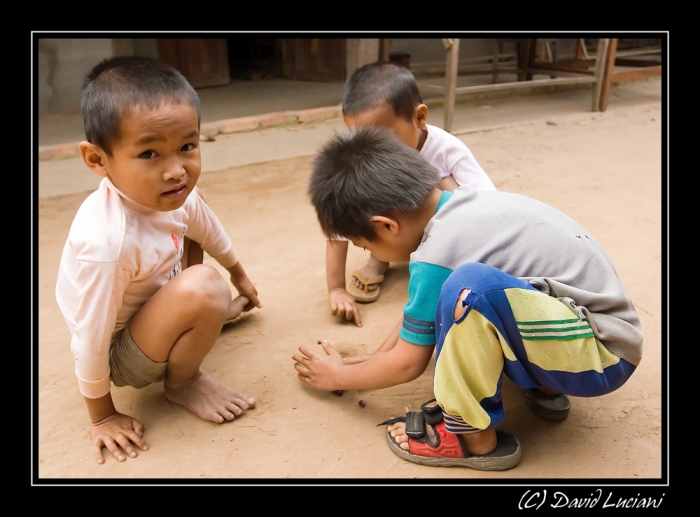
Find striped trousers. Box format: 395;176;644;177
433;262;636;433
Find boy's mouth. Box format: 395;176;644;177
161;184;187;199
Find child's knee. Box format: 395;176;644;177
175;264;231;310
453;289;471;319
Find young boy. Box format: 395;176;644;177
327;61;495;328
294;127;643;470
55;56;262;465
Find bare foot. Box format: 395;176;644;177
351;255;389;292
224;295;249;325
164;370;256;423
387;421;497;455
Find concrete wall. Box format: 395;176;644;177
345;39;381;79
38;39;114;115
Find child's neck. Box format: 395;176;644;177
416;127;428;152
413;188;444;234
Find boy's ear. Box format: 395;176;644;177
370;215;399;235
414;104;428;128
79;141;110;178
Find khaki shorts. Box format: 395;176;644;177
109;322;167;389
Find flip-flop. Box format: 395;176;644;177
378;402;521;471
521;387;571;421
346;270;385;303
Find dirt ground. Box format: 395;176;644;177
35;92;664;484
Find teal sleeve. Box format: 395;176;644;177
400;262;453;345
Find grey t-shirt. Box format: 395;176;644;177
404;187;643;366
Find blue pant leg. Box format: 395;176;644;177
434;263;539;431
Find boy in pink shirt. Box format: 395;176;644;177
55;56;261;465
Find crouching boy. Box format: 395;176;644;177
293;126;643;470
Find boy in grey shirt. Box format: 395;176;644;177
293;126;642;470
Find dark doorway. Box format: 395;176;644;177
227;37;282;80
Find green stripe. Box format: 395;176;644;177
520;332;596;341
518;318;580;326
518;324;591;333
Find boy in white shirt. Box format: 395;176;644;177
55;56;261;465
326;61;496;328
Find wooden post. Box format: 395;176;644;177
592;38;610;112
443;38;459;133
598;39;619;112
379;39;392;62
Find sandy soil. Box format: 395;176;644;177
36;97;664;484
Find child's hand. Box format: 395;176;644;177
329;288;362;327
292;339;345;391
89;412;148;465
233;274;261;311
228;262;261;311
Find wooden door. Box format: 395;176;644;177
157;39;230;88
282;39;346;81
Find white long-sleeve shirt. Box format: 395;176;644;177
56;178;237;399
420;124;496;190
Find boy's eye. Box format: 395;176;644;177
181;143;196;152
139;150;157;159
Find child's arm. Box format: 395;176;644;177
292;337;433;391
326;240;362;327
184;193;261;311
343;317;401;365
439;174;460;191
227;261;262;311
84;392;148;464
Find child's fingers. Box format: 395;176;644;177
342;303;355;321
319;339;339;356
93;441;106;465
246;291;262;308
103;436;127;462
292;347;313;362
126;424;148;450
350;305;362;327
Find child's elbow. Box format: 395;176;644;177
401;368;424;384
389;340;434;385
396;358;430;384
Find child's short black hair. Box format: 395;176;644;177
81;55;201;156
342;61;423;122
308;126;439;241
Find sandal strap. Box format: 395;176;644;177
420;398;444;425
377;399;444;428
377;415;406;427
377;411;430;440
405;411;426;438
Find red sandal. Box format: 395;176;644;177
378;401;522;471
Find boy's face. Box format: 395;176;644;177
343;103;427;150
347;216;423;264
349;233;413;263
88;102;201;212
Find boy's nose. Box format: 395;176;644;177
163;159;187;181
